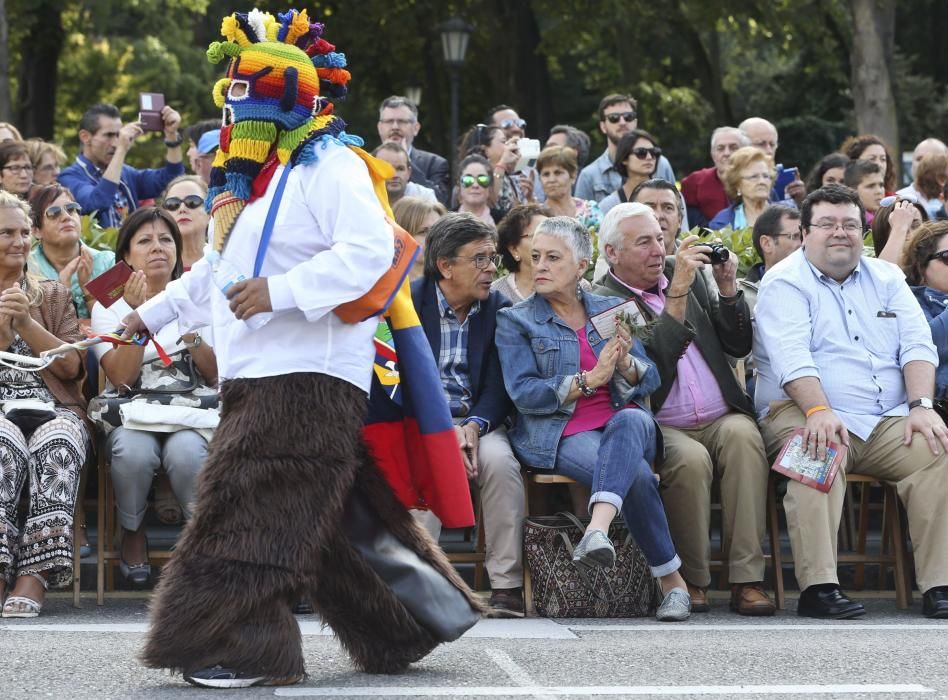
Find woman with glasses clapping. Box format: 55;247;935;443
598;130;661;216
160;176;209;271
28;185;116;321
709;147;775;231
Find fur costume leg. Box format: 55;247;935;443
141;373;480;678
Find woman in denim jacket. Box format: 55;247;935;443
496;216;690;621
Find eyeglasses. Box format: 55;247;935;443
163;195;205;212
631;147;662;160
767;232;802;242
455;253;501;270
499;118;526;131
605;111;637;124
3;164;33;175
379;118;415;127
927;251;948;265
809;220;863;233
36;164;59;174
45;202;81;220
461;174;491;188
742;172;774;182
752;139;778;151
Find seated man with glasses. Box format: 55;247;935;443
575;94;675;204
410;212;526;618
755;184;948;620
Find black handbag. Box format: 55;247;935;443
524;511;657;618
88;352;219;434
342;491;481;642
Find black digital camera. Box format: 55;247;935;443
706;242;731;265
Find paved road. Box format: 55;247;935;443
0;595;944;699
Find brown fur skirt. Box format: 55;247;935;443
140;372;481;679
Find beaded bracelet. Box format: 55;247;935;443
576;371;596;397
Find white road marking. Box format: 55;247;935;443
0;618;576;638
567;623;947;632
274;683;934;696
1;620;943;636
483;648;555;700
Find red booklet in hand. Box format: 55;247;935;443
771;428;846;492
84;261;132;309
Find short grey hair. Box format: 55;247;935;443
423;212;496;280
379;96;419;120
534;216;592;263
599;202;658;258
710;126;749;150
738;117;777;138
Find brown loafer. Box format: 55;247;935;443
687;583;709;613
488;587;524;618
730;583;776;616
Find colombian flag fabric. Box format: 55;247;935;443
363;279;475;528
354;146;474;528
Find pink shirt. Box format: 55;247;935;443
610;272;730;429
562;327;615;437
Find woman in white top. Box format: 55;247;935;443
91;207;217;588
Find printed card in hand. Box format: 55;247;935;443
84;261;133;309
771;428;846;492
590;299;645;339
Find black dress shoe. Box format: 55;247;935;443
922;587;948;619
797;584;865;619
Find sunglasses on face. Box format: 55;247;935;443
631;146;661;160
461;174;491;188
45;202;81;220
605;111;637;124
927;250;948;265
500;118;526;130
163;194;205;212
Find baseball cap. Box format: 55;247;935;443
197;129;221;155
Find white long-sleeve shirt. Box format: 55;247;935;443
138;141;394;393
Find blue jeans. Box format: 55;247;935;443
554;408;681;577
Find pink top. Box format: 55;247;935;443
563;327;615;437
610;271;730;429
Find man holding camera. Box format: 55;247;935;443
60;102;185;229
592;202;774;616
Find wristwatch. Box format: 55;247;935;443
164;134;184;148
909;397;934;410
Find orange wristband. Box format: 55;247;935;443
805;405;829;418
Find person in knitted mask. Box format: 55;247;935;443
126;8;481;689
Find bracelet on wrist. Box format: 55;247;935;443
805;404;829;418
576;371;596;397
665;289;690;299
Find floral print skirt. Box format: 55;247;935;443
0;408;87;588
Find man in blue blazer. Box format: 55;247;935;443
411;212;525;617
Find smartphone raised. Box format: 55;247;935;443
138;93;166;132
773;165;799;200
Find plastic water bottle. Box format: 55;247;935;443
205;251;271;330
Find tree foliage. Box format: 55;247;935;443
3;0;946;178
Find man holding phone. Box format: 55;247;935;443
59;101;185;229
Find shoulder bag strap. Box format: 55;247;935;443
253;163;293;278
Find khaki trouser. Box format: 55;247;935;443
658;412;769;588
760;400;948;593
412;426;524;590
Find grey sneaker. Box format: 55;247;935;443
184;665;304;689
572;529;615;569
656;586;691;622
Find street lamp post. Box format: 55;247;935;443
404;85;422;107
439;16;473;167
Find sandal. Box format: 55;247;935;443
119;532;152;589
1;572;47;619
153;472;184;525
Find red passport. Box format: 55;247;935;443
84;261;132;309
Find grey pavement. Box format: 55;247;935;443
0;595;945;700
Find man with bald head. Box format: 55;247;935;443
898;138;948;217
739;117;805;206
681;127;748;226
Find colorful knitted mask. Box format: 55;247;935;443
205;8;352;251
